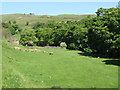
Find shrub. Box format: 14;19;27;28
13;20;16;24
8;26;16;35
60;42;67;49
83;48;93;53
25;21;29;26
68;43;78;50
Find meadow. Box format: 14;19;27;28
2;40;118;88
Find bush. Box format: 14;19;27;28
8;26;16;35
25;21;29;26
83;48;93;53
68;43;78;50
60;42;67;49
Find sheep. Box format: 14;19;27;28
14;47;21;50
49;52;53;55
97;57;100;58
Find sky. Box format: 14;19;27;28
1;2;118;15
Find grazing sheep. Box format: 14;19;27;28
97;57;100;58
14;47;21;50
49;52;53;55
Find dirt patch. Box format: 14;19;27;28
43;46;61;49
7;37;19;45
24;48;44;53
14;47;21;50
13;47;42;52
13;47;49;53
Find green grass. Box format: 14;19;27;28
13;34;20;40
2;41;118;88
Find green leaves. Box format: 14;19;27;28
88;8;120;58
20;29;38;46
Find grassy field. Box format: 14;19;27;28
2;40;119;88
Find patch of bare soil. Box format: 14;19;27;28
13;47;46;53
43;46;61;49
12;47;53;55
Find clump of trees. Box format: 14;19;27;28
2;21;22;35
18;7;120;58
19;29;38;46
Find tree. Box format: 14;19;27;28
13;21;16;24
35;28;53;45
25;21;29;26
29;13;34;15
2;22;21;35
12;24;19;30
88;8;120;57
8;21;12;24
8;26;16;35
2;22;9;28
20;29;38;46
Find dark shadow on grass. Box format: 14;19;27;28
78;52;120;59
78;52;101;58
78;52;120;66
102;60;120;66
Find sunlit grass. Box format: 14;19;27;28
2;41;118;88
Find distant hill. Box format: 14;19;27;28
1;14;96;29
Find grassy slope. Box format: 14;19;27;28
0;40;2;89
2;40;118;88
1;14;96;29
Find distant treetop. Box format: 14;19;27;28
29;13;34;15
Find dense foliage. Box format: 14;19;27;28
19;29;38;46
33;20;88;50
87;8;120;57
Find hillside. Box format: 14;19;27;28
1;14;96;28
